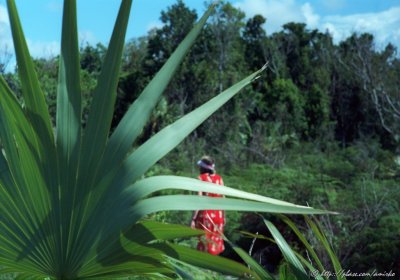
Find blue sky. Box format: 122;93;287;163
0;0;400;62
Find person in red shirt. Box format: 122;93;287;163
191;156;225;255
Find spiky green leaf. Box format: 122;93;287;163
304;216;346;280
128;195;329;225
0;76;52;276
223;237;275;280
6;0;54;146
127;175;304;207
278;214;325;273
56;0;82;183
78;0;132;187
264;219;309;280
108;65;267;192
101;2;218;177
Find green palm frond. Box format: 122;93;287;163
0;0;332;278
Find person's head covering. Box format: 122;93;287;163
197;156;215;173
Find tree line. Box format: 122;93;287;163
2;1;399;164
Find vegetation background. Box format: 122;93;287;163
1;0;399;277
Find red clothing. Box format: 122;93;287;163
194;173;225;255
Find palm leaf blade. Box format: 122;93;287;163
56;0;82;181
78;0;132;186
125;220;204;243
101;2;217;175
109;66;267;191
128;175;310;207
55;0;83;270
66;0;133;269
304;216;346;280
278;214;326;273
264;219;308;280
0;77;54;274
128;195;328;226
223;238;274;280
6;0;54;148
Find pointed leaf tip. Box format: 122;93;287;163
251;62;269;82
261;61;269;71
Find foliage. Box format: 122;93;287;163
228;144;399;275
266;79;306;136
156;141;399;276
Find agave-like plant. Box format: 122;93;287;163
0;0;329;278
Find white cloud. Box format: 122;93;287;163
234;0;315;33
1;4;60;59
0;4;60;72
26;39;59;58
46;1;63;13
233;0;400;48
0;4;9;25
146;20;163;32
0;4;13;71
322;7;400;47
0;4;10;38
234;0;269;16
301;3;319;28
79;30;98;46
320;0;346;11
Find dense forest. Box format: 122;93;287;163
1;0;399;276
